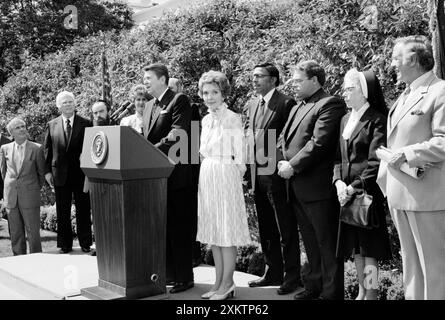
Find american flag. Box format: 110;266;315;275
101;50;112;107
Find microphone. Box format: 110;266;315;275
110;101;131;120
116;103;135;121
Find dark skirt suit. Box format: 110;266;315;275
333;107;392;261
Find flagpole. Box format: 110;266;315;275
429;0;445;79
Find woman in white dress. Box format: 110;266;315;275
197;70;251;300
119;84;151;134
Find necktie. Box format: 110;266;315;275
150;99;160;127
255;98;266;129
391;87;411;127
66;118;72;143
15;144;24;172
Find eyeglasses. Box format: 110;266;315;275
252;74;271;79
291;78;310;84
342;86;358;94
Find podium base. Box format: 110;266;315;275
81;286;169;300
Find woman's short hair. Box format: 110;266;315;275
6;117;26;135
395;35;434;72
198;70;231;98
130;84;151;101
295;60;326;86
56;91;75;109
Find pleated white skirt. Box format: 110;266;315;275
197;157;251;247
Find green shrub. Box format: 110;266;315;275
343;260;404;300
39;204;78;236
0;0;430;144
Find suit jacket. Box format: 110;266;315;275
0;141;46;209
142;88;193;190
279;89;346;202
377;72;445;211
0;134;12;199
333;107;386;197
44;114;92;187
244;89;295;188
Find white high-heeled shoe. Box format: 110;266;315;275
209;284;236;300
201;290;217;299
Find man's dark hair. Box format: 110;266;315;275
143;63;169;85
96;99;111;111
254;63;280;87
295;60;326;86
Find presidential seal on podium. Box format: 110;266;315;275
91;131;108;164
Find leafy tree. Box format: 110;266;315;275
0;0;430;142
0;0;133;85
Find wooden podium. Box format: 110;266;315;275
79;126;174;300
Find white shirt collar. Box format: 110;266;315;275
14;139;27;149
350;102;370;120
260;88;276;104
157;88;170;103
342;102;370;140
409;71;432;92
62;114;75;125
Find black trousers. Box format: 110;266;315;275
290;186;344;299
166;187;195;283
255;173;301;284
55;184;92;249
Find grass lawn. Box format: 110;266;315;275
0;219;79;258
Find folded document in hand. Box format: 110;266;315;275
376;146;425;179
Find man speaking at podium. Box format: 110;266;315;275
142;63;195;294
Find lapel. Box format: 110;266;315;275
56;116;67;150
259;89;279;130
8;143;19;176
388;74;435;137
18;142;32;176
285;89;324;144
68;115;82;150
283;102;300;141
147;89;176;135
142;100;153;139
285;89;326;143
347;109;370;145
250;97;260;131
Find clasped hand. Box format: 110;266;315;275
277;160;294;179
335;180;355;206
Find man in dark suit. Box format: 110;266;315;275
168;78;203;267
244;63;302;295
142;63;195;294
0;132;11;202
44;91;93;254
278;60;346;300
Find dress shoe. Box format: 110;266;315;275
81;246;91;253
90;249;97;256
277;281;303;295
59;247;72;254
210;284;236;300
169;281;194;294
201;290;217;299
248;278;281;288
294;289;320;300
